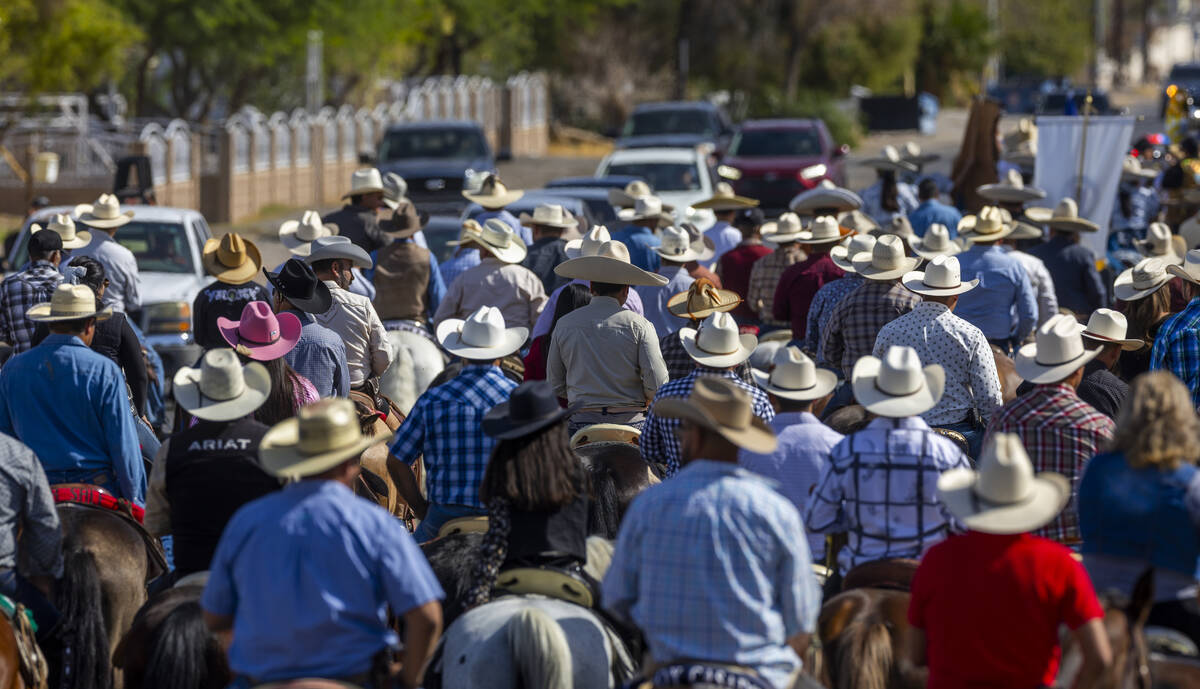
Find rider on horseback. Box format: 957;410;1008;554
0;433;62;642
266;258;350;399
366;208;446;332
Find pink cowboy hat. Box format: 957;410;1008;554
217;301;302;361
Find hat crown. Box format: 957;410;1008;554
634;196;663;216
217;233;251;268
481;218;515;249
809;216;841;239
532;203;569;225
236;301;282;345
1034;314;1087;366
769;346;818;391
1003;168;1024;189
1054;197;1080;219
273;258;320;300
296;398;366;456
90;194;122;219
659;226;691;256
460;306;508;348
506;380;562;425
975;433;1037;504
690;377;753;431
296;211;328;241
383;172;407;201
1085;308;1129;340
475;174;508;196
594;240;633;264
975;206;1007;235
625;180;652;197
683;278;738;314
923;255;963;288
579;226;612;256
349;168;383;192
713;182;735;198
1146;222;1172;250
882;145;902;162
47;283;99;317
1132;257;1168;287
844;233;877;256
903;141;921;157
923;224;953;250
49;213;77;236
773;212;802;235
695;312;741;356
869;234;907;270
197;348;247;401
877;346;925;396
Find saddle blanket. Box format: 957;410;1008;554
383;319;438;345
52;484;145;524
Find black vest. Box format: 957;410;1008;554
165;417;279;576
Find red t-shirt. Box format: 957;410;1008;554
908;531;1104;689
716;243;772;322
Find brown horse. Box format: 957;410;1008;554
349;392;426;527
111;585;228;689
0;608;45;689
990;344;1021;404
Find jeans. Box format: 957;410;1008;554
414;503;487;542
0;569;58;641
933;419;985;460
44;468;119;495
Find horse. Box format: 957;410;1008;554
990;344;1021;404
111;585;229;689
349;392;424;527
0;604;47;689
380;328;447;416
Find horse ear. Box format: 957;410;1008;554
1128;568;1155;627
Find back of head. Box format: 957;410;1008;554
550;283;592;334
28;228;63;261
1111;371;1200;471
918;178;938;201
67;255;107;298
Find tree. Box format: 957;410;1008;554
999;0;1092;78
914;0;992;101
0;0;139;94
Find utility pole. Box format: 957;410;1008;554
306;30;324;114
985;0;1000;88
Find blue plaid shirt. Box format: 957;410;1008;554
641;368;774;476
389;364;517;507
803;275;863;365
1150;297;1200;406
0;261;63;354
284;310;350;399
603;460;820;689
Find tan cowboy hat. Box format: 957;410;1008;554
1009;219;1044;241
564;225;610;260
279;211;340;257
555;240;668;287
1081;308;1144;351
436;305;528;360
342;168;385;199
1024;198;1099;233
908;224;965;260
173;348;270;422
957;206;1015;242
789;180;863;214
31;213;91;249
26;283;112;323
679;312;758;368
1168;249;1200;286
851;233;921;281
859;145;918;173
202;233;263;284
519;203;579;230
73;193;133;229
837;209;880;235
691;182;759;210
1121;155;1159;182
761;213;804;243
259;398;377;479
937;432;1070;535
830;233;877;273
852;346;945;418
1115;257;1173;301
569;423;641;449
617;195;674;226
1135;222;1182;263
463;173;524;208
1014;314;1100;384
653;377;777;454
667;277;741;320
795;216;856;245
976;169;1047;204
382;172;408;209
902;254;978;297
608;180;676;212
655;225;705;263
752;346;836;401
447;218;527;264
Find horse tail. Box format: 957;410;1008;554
142;601;230;689
56;549;112;689
506;607;572;689
834;617;892;689
586;462;621;539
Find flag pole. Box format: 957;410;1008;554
1076;90;1094;203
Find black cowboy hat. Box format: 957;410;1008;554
265;258;332;315
483;380;581;440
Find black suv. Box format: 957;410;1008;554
376;121;496;213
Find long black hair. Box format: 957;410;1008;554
879;170;900;213
66;255;107;299
235;352;303;426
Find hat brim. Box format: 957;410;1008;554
435;319;528;360
937;469;1070;535
678;328;757;368
908;237;965;261
173;361;271;421
342;186;384;199
666;289;742;320
795;226;857;245
1135;243;1183;264
851;255;922;281
482;400;582;440
555;256;669;286
1046;218;1100;233
751;367;837;401
1082;331;1144;351
860;158;919;173
653;397;777;454
449;234;527;264
203;240;263;284
975;185;1047;203
518;212;579;230
279;221;339;253
901;271;978;297
74;206;134;229
851;358;945;418
789;189;863;214
616;208;674;226
259;418;377;479
761;224;804;243
654;245;705;263
829;244;860;273
1009;221;1043;241
463;190;525;208
1013;343;1101;384
691;195;759;210
217;311;303;361
265;267;333;315
1114;269;1172;300
569;423;642;449
303;246;374;270
26;303;112;323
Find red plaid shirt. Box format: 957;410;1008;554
985;383;1114;544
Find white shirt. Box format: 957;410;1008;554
702;221;742;268
1007;248;1059;326
432;257;547;332
72;231;140;312
313;281;393;386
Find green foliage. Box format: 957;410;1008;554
0;0;140;93
914;0;993;102
1000;0;1092;78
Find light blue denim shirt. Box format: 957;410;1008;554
955;244;1037;342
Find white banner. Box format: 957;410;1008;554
1032;116;1135;258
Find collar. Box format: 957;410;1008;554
480;255;509;265
691;366;736;378
460;362;502;374
321;279;346;293
865;416;931;431
285;309;314;325
914;300;950;314
774;411;821;426
41;334;88;348
30;260;56;271
1033;382;1077;397
591;295;622;309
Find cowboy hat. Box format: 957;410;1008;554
752;346;837;402
483;380;580;440
569;423;640;449
655;226;705;263
31;213;91;249
342;168;385;199
555;240;669;287
203;233;263;284
908;224;965;260
1168;249;1200;286
679;311;758;368
1121;155;1158;182
447;218;528;264
26;283;112;322
789;180;863;214
860;145;918;173
691;182;759;211
1115;257;1173;301
830;234;877;273
761;213;804;243
902;254;978;297
889;215;916;240
1081;308;1144;351
607;180;675;212
679;223;716;262
1014;314;1100;384
901;141;939;166
279;211;339;257
852;346;945;418
463;173;524;208
518;204;579;230
173;348;270;422
303;236;374;270
1009;219;1044;241
73;194;133;229
1135;222;1181;263
617;195;674;226
957;206;1015;242
1002;118;1038;168
976;168;1047;203
1024;198;1099;233
564;225;610;260
436;305;528;360
653;377;777;454
838;209;880;235
667;277;741;320
851;234;921;281
218;301;303;361
265;259;332;315
259;398;377;479
937;432;1070;535
382;172;408;210
796;216;856;245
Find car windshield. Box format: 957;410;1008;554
1171;66;1200;81
729;129;822;157
378;128;488;161
623;110;714;138
421;221;464;262
604;162;701;191
114;222;196;274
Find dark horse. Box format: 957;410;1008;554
111;585;229;689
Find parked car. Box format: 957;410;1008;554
544;175;644;190
376;120;496;214
8;205;215;376
615;101;733;158
594;147;716;217
720;119;848;214
1163;63;1200;117
420;215;470;263
1033;90;1116;116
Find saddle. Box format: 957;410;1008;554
52;484;168;581
624;662;771;689
496;567;595;608
436;516;489;538
840;558;920;593
0;594;47;689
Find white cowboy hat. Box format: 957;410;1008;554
31;213;91;249
1168;249;1200;286
976;169;1047;204
1014;314;1100;384
463;173;524;208
679;311;758;368
859;145;918;173
1081;308;1144;351
382;172;408;210
653;377;777;454
606;180;675;211
1115;257;1173;301
937;432;1070;535
851;345;945;418
837;208;881;235
555;240;669;287
173;348;270;422
752;346;837;401
279;211;340;256
902;255;979;297
691;182;759;211
761;213;805;243
1135;222;1182;263
26;283;112;323
73;193;133;229
889;215;917;240
679;223;716;262
654;225;705;263
667;277;741;320
259;398;377;479
342;168;385;199
1024;198;1099;233
617;195;674;225
303;236;373;270
851;233;921;281
830;234;877;273
1121;155;1159;182
908;224;965;260
447;218;528;264
795;215;856;245
957;206;1015;242
436;305;528;360
789;180;863;214
901;141;939;166
519;203;579;230
564;225;610;260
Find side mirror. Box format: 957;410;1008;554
834;144;850;158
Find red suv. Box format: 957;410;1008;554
723;119;849;213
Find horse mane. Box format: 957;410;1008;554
577;442;653;531
421;532;485;626
586;461;622;539
820;590;897;689
141;600;230;689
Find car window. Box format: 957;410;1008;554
379;129;488;161
422;224;463;263
603;162;702;192
729;129;823;157
115;222;196;274
623;110;715;138
1170;66;1200;82
582;198;617;224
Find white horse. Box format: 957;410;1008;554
380;328;447;415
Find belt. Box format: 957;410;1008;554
576;405;647;414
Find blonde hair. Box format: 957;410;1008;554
1110;371;1200;470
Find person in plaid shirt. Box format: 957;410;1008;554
803;234;874;364
1152;249;1200;405
0;230;64;353
989;315;1115;544
748;213;805;331
657;278;754;384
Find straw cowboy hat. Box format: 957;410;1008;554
655;225;706;263
1014;314;1100;384
653;377;777;454
265;259;332;315
752;346;836;401
679;222;716;262
1168;249;1200;285
617;195;674;226
830;233;877;272
796;216;856;245
1024;198;1099;233
901;141;939;167
483;380;580;440
837;209;880;235
908;224;965;260
607;180;675;212
852;345;945;418
436;305;528;360
26;283;111;322
761;213;804;243
789;180;863;214
1121;155;1159;182
173;348;270;422
564;225;610;260
851;234;921;281
1002;118;1038;168
304;236;373;270
342;168;385;199
259;398;377;479
463;173;524;208
860;145;918;173
203;233;263;284
1082;308;1144;351
32;213;91;250
937;432;1070;535
218;301;303;361
279;211;339;257
382;172;408;210
692;182;759;211
976;168;1047;204
569;423;640;449
1135;222;1182;263
902;254;979;297
889;215;917;240
957;206;1015;242
679;311;758;368
1115;257;1173;301
667;277;741;320
447;218;528;264
518;204;579;230
555;240;669;287
1009;219;1044;241
73;194;133;229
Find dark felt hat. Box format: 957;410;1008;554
483;380;580;440
265;259;332;315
